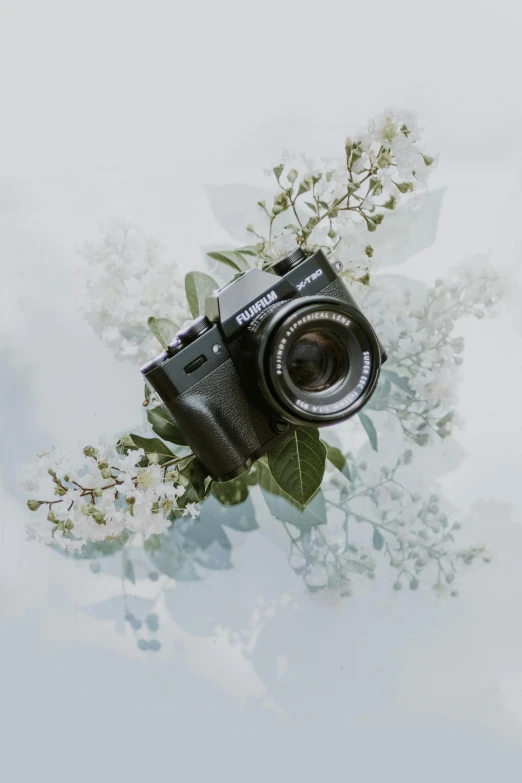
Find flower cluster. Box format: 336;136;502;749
360;255;506;443
249;110;435;280
22;441;197;551
81;220;189;365
287;451;491;596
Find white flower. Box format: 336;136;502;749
80;220;189;365
23;438;187;551
358;255;504;440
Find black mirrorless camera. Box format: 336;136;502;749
141;248;386;482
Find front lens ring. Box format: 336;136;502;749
255;297;382;425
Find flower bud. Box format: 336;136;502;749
395;181;414;194
297;178;312;196
92;510;106;526
287;169;298;183
27;499;43;511
383;195;397;210
377;150;393;168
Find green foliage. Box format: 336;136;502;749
211;471;255;506
147;317;178;349
116;433;176;464
267;428;326;507
206;247;255;273
323;442;351;480
178;457;212;507
184;271;218;318
147;405;186;445
257;458;327;530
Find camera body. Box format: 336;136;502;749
141;248;386;482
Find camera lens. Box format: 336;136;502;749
287;330;348;392
245;296;382;426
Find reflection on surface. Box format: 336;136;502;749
59;443;491;656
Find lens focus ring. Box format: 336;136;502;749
244;296;382;426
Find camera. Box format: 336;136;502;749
141;247;386;482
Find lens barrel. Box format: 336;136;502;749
245;297;382;425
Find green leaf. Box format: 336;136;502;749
372;527;384;550
257;458;327;530
178;458;212;507
184;271;218;318
358;412;378;451
147;317;178;350
267;428;326;508
147;406;187;445
117;434;175;464
211;473;250;506
124;559;136;583
207;249;252;273
323;443;351;481
382;369;414;397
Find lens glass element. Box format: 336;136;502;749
286;330;348;392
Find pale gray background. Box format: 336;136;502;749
2;1;522;780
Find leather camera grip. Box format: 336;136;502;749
165;359;276;480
